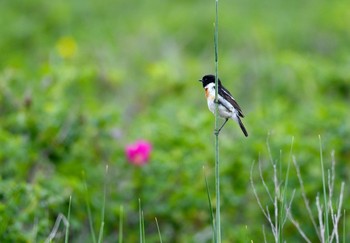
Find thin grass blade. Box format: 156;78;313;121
83;172;97;243
119;206;123;243
319;135;329;241
98;165;109;243
139;199;146;243
155;217;163;243
204;169;216;241
64;195;72;243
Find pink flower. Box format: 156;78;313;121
125;140;152;166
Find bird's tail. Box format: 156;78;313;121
234;116;248;137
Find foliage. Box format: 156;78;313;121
0;0;349;242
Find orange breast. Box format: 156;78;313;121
205;88;209;98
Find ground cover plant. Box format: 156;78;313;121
0;0;349;242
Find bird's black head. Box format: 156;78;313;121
199;74;221;88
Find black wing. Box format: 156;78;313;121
218;84;244;118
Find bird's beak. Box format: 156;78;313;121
198;79;202;82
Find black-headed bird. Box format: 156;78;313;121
199;74;248;137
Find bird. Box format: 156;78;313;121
199;74;248;137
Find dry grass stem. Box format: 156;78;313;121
45;213;69;243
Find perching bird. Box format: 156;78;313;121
199;74;248;137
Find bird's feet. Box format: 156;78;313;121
214;129;221;136
214;118;228;136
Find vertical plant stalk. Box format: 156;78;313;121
98;165;109;243
319;135;329;242
139;199;146;243
64;195;72;243
139;199;143;243
214;0;221;242
119;206;124;243
83;172;97;243
204;168;216;241
343;210;346;243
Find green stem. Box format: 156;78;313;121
155;217;163;243
83;172;96;243
139;199;146;243
204;169;216;241
98;165;108;243
214;0;221;242
64;195;72;243
319;135;329;242
119;206;123;243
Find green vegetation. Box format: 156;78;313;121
0;0;349;242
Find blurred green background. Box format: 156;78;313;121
0;0;349;242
